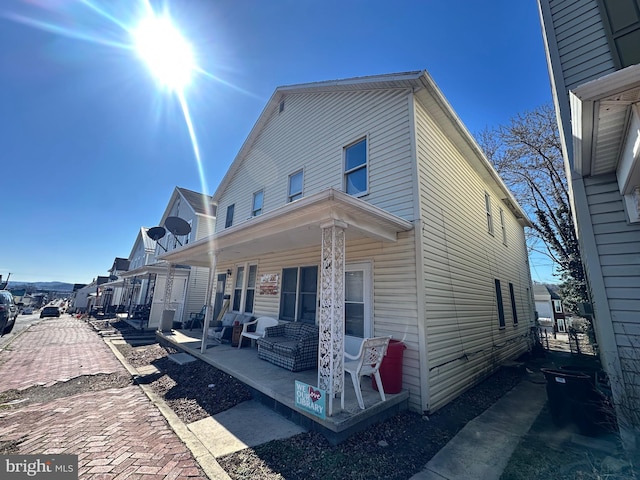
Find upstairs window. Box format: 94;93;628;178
553;299;563;313
288;170;303;202
598;0;640;68
252;190;263;217
485;193;494;234
499;208;507;245
225;204;235;228
344;138;367;196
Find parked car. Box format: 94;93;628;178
40;306;61;318
0;290;18;335
22;307;34;315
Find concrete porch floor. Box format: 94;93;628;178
157;328;409;444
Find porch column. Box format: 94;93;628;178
201;254;218;354
318;220;346;416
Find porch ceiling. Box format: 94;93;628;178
158;188;414;267
571;64;640;195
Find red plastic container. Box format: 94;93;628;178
373;340;406;394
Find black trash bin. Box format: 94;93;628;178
541;368;592;427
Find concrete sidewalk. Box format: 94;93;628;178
410;373;547;480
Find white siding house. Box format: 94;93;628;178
538;0;640;447
160;71;534;415
120;187;216;329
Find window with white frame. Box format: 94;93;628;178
244;265;257;313
344;138;367;196
553;299;563;313
252;190;263;217
231;264;258;313
499;208;507;245
279;266;318;323
232;266;244;311
288;170;303;202
485;192;494;234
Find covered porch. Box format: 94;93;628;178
158;187;414;429
158;327;409;444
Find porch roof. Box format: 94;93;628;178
570;63;640;195
158;188;414;267
119;263;190;279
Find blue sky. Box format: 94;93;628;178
0;0;557;284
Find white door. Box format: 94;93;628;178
344;262;372;356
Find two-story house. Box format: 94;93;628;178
538;0;640;447
534;284;567;332
160;71;535;416
119;187;216;329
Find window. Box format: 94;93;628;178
553;300;563;313
345;270;365;337
288;170;303;202
252;190;263;217
499;208;507;245
344;138;367;196
225;204;235;228
244;265;257;313
495;279;505;328
509;282;518;325
598;0;640;68
279;266;318;323
279;100;285;113
232;266;244;311
485;193;494;234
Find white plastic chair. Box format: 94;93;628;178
341;336;391;410
238;316;279;349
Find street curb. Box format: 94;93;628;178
103;337;231;480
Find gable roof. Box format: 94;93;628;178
176;187;217;217
109;257;130;273
211;70;530;225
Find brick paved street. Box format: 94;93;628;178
0;316;211;479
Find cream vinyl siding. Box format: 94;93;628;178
414;99;532;412
215;89;415;233
585;174;640;373
549;0;616;90
215;231;423;411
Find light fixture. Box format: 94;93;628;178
226;269;232;277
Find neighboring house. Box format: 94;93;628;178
533;284;566;332
70;277;109;313
538;0;640;446
98;257;130;314
160;71;535;415
119;187;216;329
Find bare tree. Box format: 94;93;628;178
478;104;587;311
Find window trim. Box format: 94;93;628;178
597;0;640;69
288;170;304;203
344;137;368;197
252;190;264;217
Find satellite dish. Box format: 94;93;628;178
165;216;191;236
147;226;166;241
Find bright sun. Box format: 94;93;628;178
132;14;195;91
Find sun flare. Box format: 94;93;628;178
132;15;195;91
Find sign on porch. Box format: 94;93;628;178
258;273;279;295
295;380;326;419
